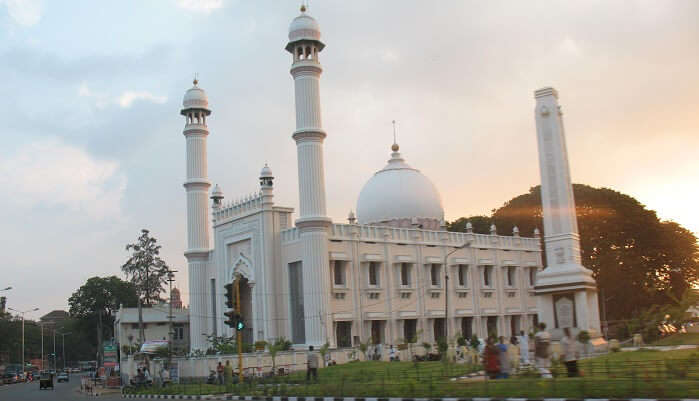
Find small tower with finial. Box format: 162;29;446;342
466;221;473;233
260;164;274;210
513;226;520;237
347;210;356;224
490;223;497;235
211;184;224;209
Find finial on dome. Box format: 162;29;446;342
300;3;306;13
193;73;199;86
391;120;399;152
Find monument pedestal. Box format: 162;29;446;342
536;262;602;340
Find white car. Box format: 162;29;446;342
56;371;69;383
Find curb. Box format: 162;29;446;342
122;396;699;401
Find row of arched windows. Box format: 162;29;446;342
294;44;318;61
185;111;206;125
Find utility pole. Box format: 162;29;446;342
9;307;38;374
166;270;177;372
40;323;44;370
443;243;469;346
57;331;72;370
235;276;243;383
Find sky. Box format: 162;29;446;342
1;0;697;316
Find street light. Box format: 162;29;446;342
1;286;11;291
444;242;470;346
8;307;39;374
56;331;72;371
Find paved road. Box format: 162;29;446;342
0;375;122;401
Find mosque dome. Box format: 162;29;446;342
356;144;444;230
288;6;321;42
182;79;210;111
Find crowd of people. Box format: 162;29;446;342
480;323;581;379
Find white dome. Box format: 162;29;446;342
356;145;444;228
182;79;209;111
260;164;273;178
288;10;321;42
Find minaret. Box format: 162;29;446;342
181;78;212;351
286;5;333;346
533;87;601;338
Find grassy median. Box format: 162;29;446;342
127;347;699;398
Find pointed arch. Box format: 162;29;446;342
231;252;255;286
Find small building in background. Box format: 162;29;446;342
113;302;190;356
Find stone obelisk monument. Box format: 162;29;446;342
533;87;602;339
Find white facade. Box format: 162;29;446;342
177;8;612;352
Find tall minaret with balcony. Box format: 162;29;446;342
181;78;212;351
286;6;333;346
533;87;601;339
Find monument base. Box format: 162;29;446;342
535;264;602;341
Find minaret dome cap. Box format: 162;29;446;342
181;79;210;114
260;164;274;178
289;11;320;41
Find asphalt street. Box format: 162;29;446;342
0;375;122;401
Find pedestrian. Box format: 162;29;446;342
518;330;530;365
216;361;224;385
561;327;580;377
508;336;520;371
389;345;398;361
306;345;319;382
223;360;233;390
534;322;552;378
483;336;500;380
496;336;510;378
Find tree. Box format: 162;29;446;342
122;229;171;306
448;184;699;323
68;276;138;364
448;215;492;234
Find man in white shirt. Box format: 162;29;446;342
534;323;552;378
518;330;530;365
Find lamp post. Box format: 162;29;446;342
1;286;11;291
8;307;39;374
56;331;72;371
444;243;469;346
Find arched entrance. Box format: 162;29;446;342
230;253;255;344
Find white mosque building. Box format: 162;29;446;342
180;7;597;352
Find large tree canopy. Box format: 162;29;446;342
68;275;138;363
448;184;699;322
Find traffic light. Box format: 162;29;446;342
224;283;235;309
224;310;239;329
235;318;245;332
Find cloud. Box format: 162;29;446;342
77;82;167;109
176;0;223;13
1;0;41;26
0;138;127;219
117;91;167;108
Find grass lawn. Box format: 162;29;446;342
128;347;699;399
653;332;699;346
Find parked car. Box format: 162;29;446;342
3;372;18;384
56;371;69;383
